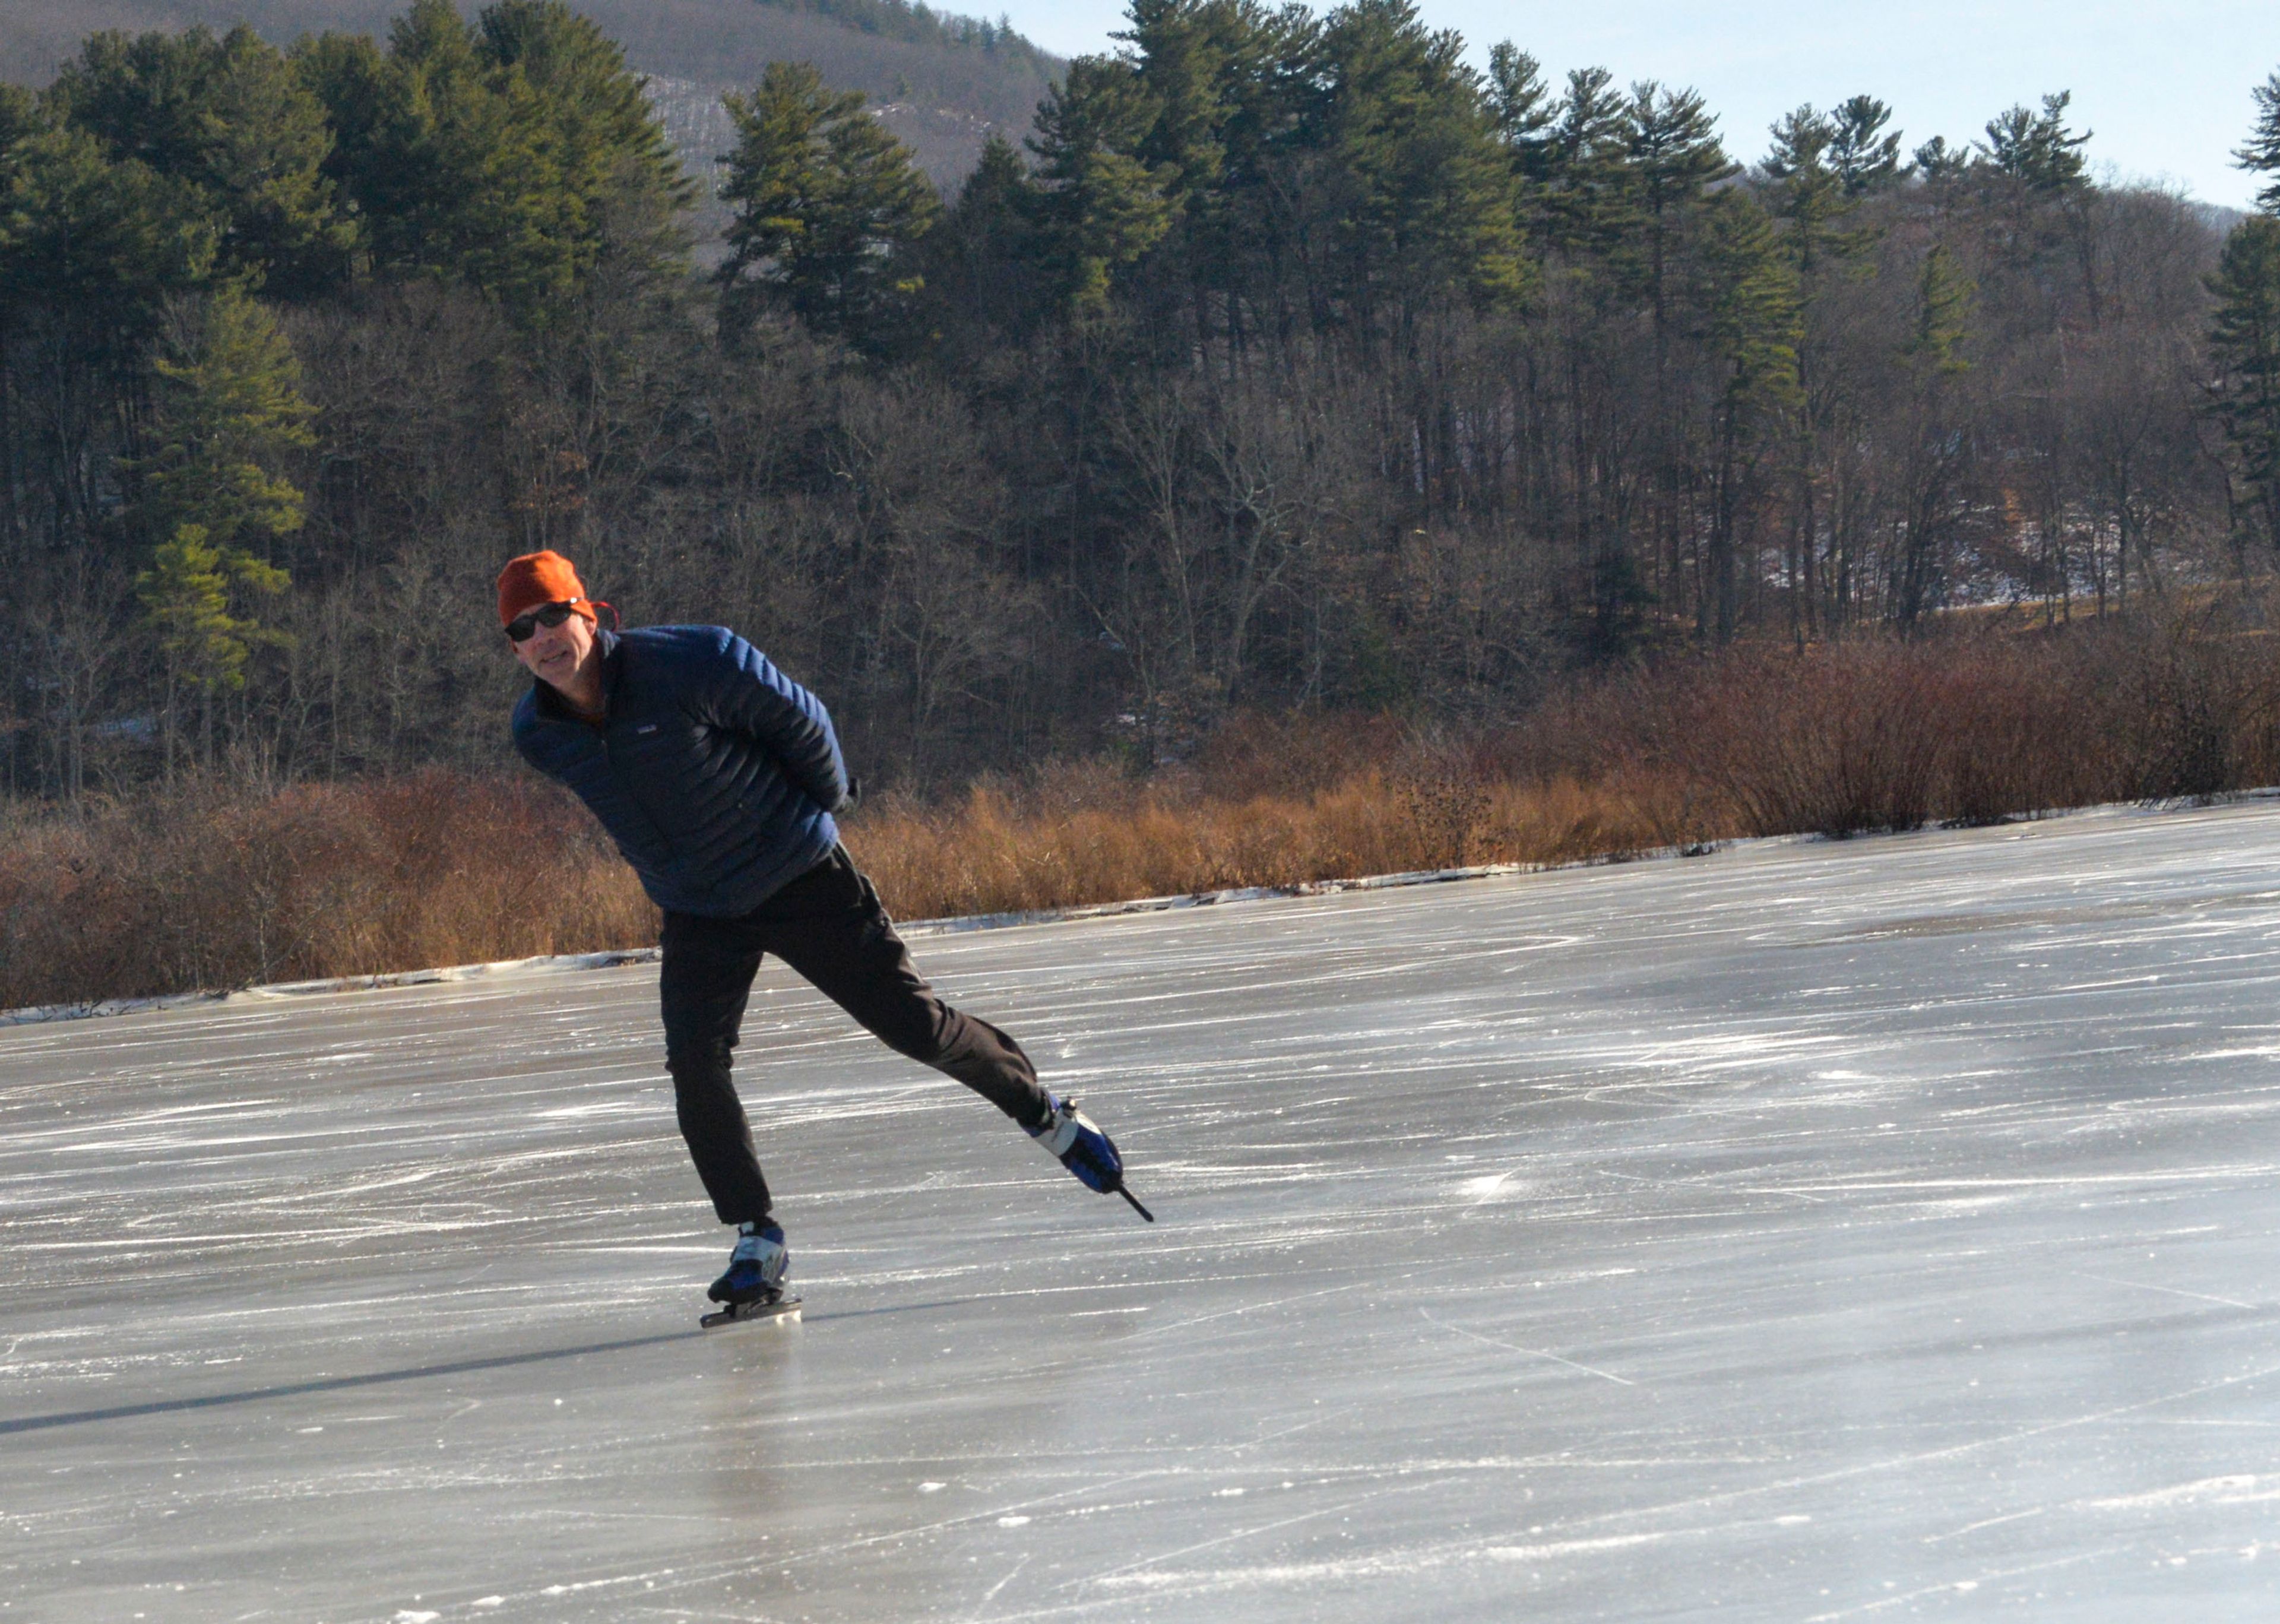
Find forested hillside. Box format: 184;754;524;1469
4;0;2280;815
0;0;1059;183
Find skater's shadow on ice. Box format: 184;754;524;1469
802;1296;967;1326
3;1297;981;1438
0;1329;696;1438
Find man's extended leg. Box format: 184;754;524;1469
657;910;775;1223
749;847;1054;1129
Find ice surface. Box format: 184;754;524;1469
9;802;2280;1620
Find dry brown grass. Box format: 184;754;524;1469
9;615;2280;1011
843;768;1679;922
0;771;656;1011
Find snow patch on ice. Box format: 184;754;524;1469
1459;1171;1527;1202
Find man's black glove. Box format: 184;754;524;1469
837;774;862;815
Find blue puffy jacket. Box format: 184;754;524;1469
511;625;850;917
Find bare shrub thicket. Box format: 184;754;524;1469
1517;620;2280;839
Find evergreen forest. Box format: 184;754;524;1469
2;0;1061;187
7;0;2280;806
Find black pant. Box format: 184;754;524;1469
658;845;1053;1224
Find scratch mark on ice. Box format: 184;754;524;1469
968;1552;1029;1618
1418;1308;1636;1386
2070;1271;2257;1310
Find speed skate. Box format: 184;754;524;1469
699;1293;802;1329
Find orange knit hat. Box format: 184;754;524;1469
496;550;597;629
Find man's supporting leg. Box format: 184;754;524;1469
755;847;1054;1129
658;910;775;1223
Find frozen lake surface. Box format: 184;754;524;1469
10;802;2280;1622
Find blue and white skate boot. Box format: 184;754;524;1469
1028;1096;1124;1194
709;1220;789;1306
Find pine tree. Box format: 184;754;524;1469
1537;66;1632;255
1627;80;1731;367
2236;72;2280;213
294;4;446;267
0;119;216;337
1828;95;1904;197
1980;91;2098;322
2208;216;2280;552
1623;77;1724;413
1763;103;1851;641
717;61;940;345
289;31;392;273
131;283;310;769
137;524;290;696
1690;188;1800;641
1979;92;2089;195
1763;105;1844;273
812;74;941;344
477;1;695;275
1316;0;1527;316
1120;0;1230;208
1486;43;1556;188
1769;95;1893;636
1693;190;1801;428
1626;81;1731;219
1905;243;1973;372
0;83;34;156
1911;135;1969;182
344;0;570;307
1120;0;1303;324
297;0;689;321
1024;56;1176;315
1888;242;1974;625
1486;39;1559;224
922;133;1041;345
962;131;1030;219
46;26;353;298
136;281;317;551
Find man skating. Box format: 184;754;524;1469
496;550;1132;1315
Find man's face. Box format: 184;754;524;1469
510;603;597;694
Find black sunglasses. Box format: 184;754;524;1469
505;602;580;642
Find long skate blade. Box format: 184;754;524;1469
1115;1183;1155;1223
701;1293;802;1329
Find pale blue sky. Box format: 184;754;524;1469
993;1;2280;209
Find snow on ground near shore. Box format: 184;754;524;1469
8;801;2280;1621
